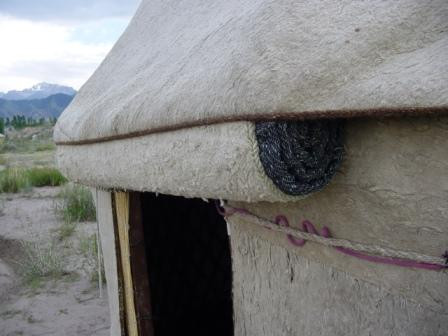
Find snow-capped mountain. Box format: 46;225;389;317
0;83;76;101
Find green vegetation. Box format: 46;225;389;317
56;184;96;223
55;221;76;240
0;122;55;155
11;116;40;129
53;186;102;283
79;233;105;284
0;136;55;154
0;168;30;193
0;118;4;134
53;184;96;241
0;116;56;130
16;241;65;288
34;142;56;152
0;167;66;193
26;167;67;187
0;122;105;293
79;234;98;257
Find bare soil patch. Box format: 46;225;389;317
0;187;109;336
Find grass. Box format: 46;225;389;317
79;234;98;257
0;167;66;193
34;143;56;152
26;167;67;187
54;184;97;240
0;138;54;154
90;261;106;285
56;184;96;223
79;234;106;284
16;241;65;288
0;126;55;154
56;221;77;240
0;167;30;193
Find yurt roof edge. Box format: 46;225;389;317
54;0;448;144
55;106;448;146
54;0;448;202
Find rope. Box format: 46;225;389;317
254;119;344;195
218;204;447;271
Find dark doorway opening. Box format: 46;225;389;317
141;193;233;336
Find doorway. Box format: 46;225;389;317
140;193;233;336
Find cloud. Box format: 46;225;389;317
0;0;141;22
0;1;140;92
0;16;117;91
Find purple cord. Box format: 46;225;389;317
333;246;444;271
218;203;447;271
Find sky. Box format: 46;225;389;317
0;0;141;92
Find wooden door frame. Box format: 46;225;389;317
113;191;154;336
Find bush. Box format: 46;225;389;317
26;167;67;187
56;184;96;222
17;241;65;288
0;167;67;193
0;168;30;193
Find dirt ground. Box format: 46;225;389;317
0;187;110;336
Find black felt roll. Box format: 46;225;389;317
255;119;344;196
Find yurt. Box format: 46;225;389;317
55;1;448;335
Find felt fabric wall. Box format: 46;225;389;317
54;0;448;145
57;116;448;202
57;119;345;201
226;116;448;334
229;221;447;336
55;0;447;200
57;122;303;202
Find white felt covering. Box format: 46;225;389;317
54;0;448;143
57;122;298;202
228;116;448;334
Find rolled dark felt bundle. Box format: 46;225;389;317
255;119;344;196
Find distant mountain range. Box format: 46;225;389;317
0;94;74;119
0;83;76;101
0;83;76;119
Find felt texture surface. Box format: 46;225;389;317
228;117;448;332
54;0;448;144
57;116;448;202
57;122;300;202
230;219;448;336
230;116;448;311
